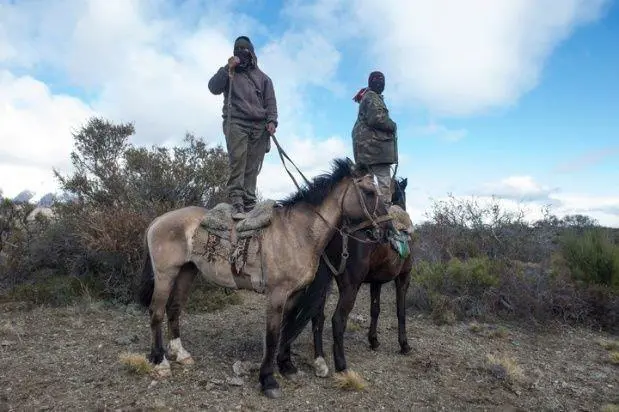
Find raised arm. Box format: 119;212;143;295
208;66;230;95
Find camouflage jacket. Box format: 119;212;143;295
352;90;397;165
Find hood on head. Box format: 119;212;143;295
234;35;257;67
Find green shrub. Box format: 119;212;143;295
413;256;501;298
559;227;619;290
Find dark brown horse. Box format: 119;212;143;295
138;158;393;398
276;177;413;377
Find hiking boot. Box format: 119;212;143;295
232;203;246;220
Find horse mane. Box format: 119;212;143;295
392;176;407;210
278;158;359;208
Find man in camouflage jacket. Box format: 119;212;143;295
352;71;397;206
208;36;278;219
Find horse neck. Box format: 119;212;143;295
290;181;348;253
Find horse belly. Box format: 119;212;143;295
195;259;238;289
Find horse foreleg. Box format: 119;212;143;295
331;283;361;373
368;282;382;350
311;286;329;377
260;288;287;399
166;264;198;365
395;271;412;354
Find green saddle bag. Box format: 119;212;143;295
389;230;411;258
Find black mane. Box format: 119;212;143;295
278;158;356;208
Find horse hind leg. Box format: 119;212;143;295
395;271;412;355
148;270;176;378
368;282;382;350
166;263;198;366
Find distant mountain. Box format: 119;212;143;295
37;193;56;207
12;190;35;203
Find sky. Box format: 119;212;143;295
1;0;618;226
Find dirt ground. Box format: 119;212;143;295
1;282;617;412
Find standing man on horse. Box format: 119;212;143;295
208;36;278;219
352;71;398;207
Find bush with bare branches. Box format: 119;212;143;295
0;117;229;304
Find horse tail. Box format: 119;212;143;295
138;231;155;308
279;260;334;348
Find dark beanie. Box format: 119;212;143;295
368;71;384;84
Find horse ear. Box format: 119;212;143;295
402;177;408;189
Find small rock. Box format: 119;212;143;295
227;377;244;386
148;380;158;389
0;340;16;347
232;360;259;376
350;314;366;323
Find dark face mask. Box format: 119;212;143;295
369;75;385;94
234;48;252;69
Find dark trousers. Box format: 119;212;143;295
223;119;269;208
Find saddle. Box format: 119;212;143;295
196;200;277;288
200;200;277;241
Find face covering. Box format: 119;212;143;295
234;48;252;69
368;71;385;94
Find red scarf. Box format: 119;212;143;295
352;87;368;103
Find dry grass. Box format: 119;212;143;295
469;322;508;339
609;351;619;365
601;404;619;412
599;339;619;351
346;320;362;332
469;321;484;333
333;370;368;391
486;354;524;384
118;352;153;376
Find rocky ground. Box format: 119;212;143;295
1;282;618;411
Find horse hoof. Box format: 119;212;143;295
369;340;380;351
400;344;412;355
313;357;329;378
263;388;282;399
153;366;172;378
176;356;195;365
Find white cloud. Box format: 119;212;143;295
479;175;558;201
553;146;619;173
413;121;468;142
0;71;95;198
289;0;610;117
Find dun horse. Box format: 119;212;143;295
276;177;414;377
138;158;392;398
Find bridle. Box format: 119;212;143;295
316;176;393;275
